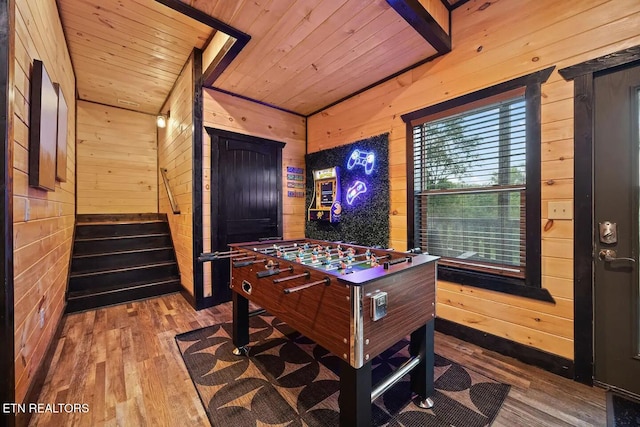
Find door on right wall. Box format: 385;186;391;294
593;63;640;397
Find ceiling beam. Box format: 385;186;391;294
154;0;251;88
386;0;451;54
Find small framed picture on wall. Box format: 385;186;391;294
28;59;58;191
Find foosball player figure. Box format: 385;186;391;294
370;254;379;267
295;254;302;263
266;259;276;269
365;249;371;260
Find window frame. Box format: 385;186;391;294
402;67;556;302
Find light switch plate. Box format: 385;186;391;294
548;201;572;219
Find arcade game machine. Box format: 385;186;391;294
308;167;342;223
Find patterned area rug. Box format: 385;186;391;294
607;392;640;426
175;314;510;427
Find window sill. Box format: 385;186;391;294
438;266;555;303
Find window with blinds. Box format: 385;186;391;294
413;95;527;278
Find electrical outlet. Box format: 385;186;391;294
548;201;572;220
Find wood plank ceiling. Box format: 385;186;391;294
186;0;439;115
57;0;212;115
57;0;450;116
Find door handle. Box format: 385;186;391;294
598;249;636;263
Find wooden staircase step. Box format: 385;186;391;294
70;247;176;274
76;213;166;223
68;261;179;293
75;221;169;239
66;213;182;313
66;278;181;313
72;233;173;255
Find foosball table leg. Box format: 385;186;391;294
339;359;372;427
410;320;435;409
232;292;250;356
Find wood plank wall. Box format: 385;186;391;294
307;0;640;360
76;101;158;214
418;0;450;34
12;0;75;403
202;89;306;297
202;31;233;72
158;58;194;296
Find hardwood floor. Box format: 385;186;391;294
29;293;606;426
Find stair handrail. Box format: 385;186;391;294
160;168;180;214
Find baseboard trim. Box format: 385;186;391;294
435;318;575;379
16;303;67;427
180;287;196;309
196;296;214;311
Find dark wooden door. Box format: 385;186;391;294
209;129;284;304
594;64;640;396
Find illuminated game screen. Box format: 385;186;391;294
320;182;334;207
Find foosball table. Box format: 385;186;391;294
203;238;438;426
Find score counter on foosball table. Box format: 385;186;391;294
222;238;439;427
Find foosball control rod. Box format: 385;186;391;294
293;248;358;262
260;244;297;254
283;277;330;294
336;254;391;268
280;245;328;257
198;250;244;261
233;258;267;268
383;257;411;269
233;255;258;262
257;241;307;253
273;271;311;284
256;265;294;278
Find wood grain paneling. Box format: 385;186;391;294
184;0;438;115
13;0;76;404
229;248;352;359
362;261;436;360
57;0;212;114
158;57;194;296
418;0;450;34
76;101;158;214
307;0;640;359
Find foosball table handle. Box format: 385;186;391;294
256;266;293;278
283;277;330;294
198;250;242;262
233;258;265;268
